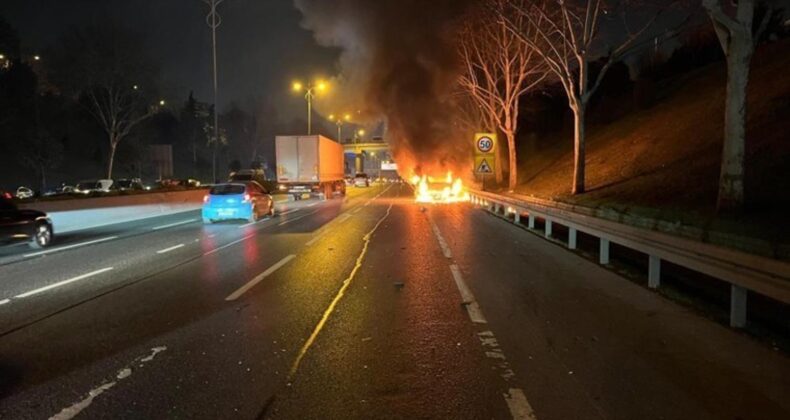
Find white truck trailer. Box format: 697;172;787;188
275;135;346;200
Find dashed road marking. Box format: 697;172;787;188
428;213;537;420
277;210;319;226
428;218;452;258
449;264;486;324
505;388;538;420
23;236;118;258
156;244;185;254
15;267;114;299
0;299;9;306
151;218;198;230
225;255;296;301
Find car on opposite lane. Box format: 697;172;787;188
0;195;54;248
202;182;274;224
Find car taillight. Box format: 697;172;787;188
203;195;209;203
243;194;251;203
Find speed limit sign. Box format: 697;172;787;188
476;136;494;154
474;133;496;155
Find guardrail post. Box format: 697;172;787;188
568;228;577;249
648;256;661;289
599;238;610;264
545;219;552;238
528;214;535;229
494;203;500;214
730;285;747;328
514;212;521;224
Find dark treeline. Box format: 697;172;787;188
0;16;306;192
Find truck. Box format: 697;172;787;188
275;135;346;200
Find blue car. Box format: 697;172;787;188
202;182;274;223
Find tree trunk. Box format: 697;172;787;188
506;131;517;191
717;38;752;212
572;104;586;194
40;166;46;193
107;141;118;179
495;133;504;184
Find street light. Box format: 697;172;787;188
33;55;40;61
328;113;351;142
159;100;166;106
204;0;225;183
291;80;328;135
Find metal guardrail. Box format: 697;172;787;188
468;189;790;328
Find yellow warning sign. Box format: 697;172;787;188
475;156;493;174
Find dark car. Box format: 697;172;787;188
0;196;54;248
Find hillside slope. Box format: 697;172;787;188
514;39;790;252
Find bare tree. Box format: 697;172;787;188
450;89;505;183
702;0;772;212
458;0;548;191
52;24;161;179
507;0;681;194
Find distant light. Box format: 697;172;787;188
0;54;5;60
292;81;303;92
133;85;139;90
316;81;327;92
33;55;40;61
344;113;351;121
328;114;336;121
159;100;166;106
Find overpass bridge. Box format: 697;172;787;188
341;139;394;176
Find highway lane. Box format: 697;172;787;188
0;182;788;419
0;183;399;417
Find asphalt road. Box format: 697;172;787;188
0;183;787;419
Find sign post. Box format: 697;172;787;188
473;133;497;190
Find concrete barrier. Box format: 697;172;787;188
19;190;207;233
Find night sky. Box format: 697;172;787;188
0;0;341;120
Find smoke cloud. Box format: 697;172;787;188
293;0;476;175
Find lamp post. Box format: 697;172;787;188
328;113;351;142
292;80;327;135
204;0;224;182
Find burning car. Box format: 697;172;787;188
412;172;470;204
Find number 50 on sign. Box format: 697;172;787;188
474;133;497;175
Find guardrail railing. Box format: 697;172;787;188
468;189;790;328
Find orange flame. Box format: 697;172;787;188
415;171;470;204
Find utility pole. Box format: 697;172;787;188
204;0;224;183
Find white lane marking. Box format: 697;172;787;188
278;208;300;217
202;234;256;256
429;217;452;258
23;236;118;258
306;202;318;207
277;210;319;226
352;207;362;214
15;267;114;299
289;203;394;379
0;299;9;306
238;216;272;229
151;218;198;231
50;346;166;420
505;388;538;420
337;213;351;223
449;264;487;324
156;244;185;254
225;255;296;301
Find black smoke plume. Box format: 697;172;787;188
294;0;476;175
